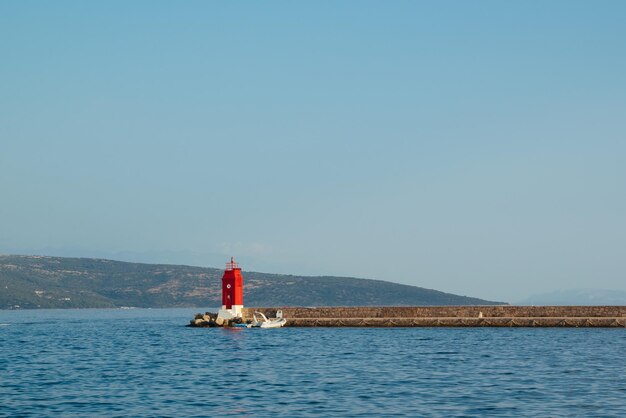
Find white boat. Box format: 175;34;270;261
249;311;287;328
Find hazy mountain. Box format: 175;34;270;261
516;289;626;306
0;255;506;309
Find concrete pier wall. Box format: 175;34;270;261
244;306;626;319
241;306;626;327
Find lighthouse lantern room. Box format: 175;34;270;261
218;257;244;319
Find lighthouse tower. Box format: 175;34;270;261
218;257;244;319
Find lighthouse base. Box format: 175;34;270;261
218;305;243;320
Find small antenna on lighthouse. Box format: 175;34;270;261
226;256;239;270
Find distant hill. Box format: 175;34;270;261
0;255;506;309
516;289;626;306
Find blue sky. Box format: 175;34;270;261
1;1;625;302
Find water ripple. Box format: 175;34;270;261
0;309;625;417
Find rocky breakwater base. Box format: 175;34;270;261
232;306;626;328
188;312;250;328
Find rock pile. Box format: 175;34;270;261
187;312;246;328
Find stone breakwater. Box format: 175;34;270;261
241;306;626;328
188;306;626;328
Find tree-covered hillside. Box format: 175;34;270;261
0;255;506;309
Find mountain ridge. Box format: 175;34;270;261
516;288;626;306
0;255;507;309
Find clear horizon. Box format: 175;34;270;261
2;1;625;302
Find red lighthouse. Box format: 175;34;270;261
220;257;244;317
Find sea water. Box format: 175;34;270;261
1;308;625;417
